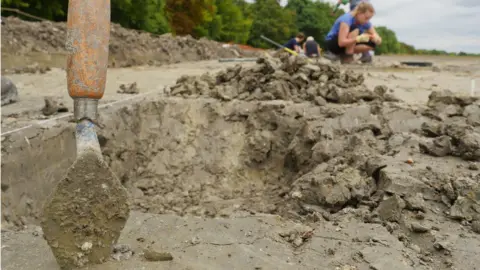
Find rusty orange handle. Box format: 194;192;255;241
66;0;110;100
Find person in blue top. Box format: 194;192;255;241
335;0;373;62
283;32;305;53
324;2;381;64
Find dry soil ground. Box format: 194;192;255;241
2;56;479;133
2;55;480;270
2;17;480;270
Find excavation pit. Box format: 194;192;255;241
1;97;331;227
2;58;480;270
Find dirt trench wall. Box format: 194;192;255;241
1;127;76;225
1;97;309;227
97;98;309;217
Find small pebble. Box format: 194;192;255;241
398;233;408;242
385;223;398;233
144;249;173;261
190;236;200;245
113;244;131;253
1;183;9;192
81;242;92;251
31;227;42;237
293;237;303;247
444;259;453;267
112;244;134;261
471;221;480;234
410;222;430;233
409;244;422;253
420;255;433;263
415;212;425;220
468;163;478;171
433;241;452;253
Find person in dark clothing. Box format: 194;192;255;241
303;36;322;58
283;32;305;53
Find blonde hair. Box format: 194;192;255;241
351;2;375;16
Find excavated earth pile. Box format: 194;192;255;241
2;56;480;269
1;16;261;73
166;56;399;104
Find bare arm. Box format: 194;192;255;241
367;26;382;44
338;22;356;47
366;26;377;36
303;43;306;51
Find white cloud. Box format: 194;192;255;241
365;0;480;53
247;0;480;53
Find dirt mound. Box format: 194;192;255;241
1;16;261;73
167;56;399;104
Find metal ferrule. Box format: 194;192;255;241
73;98;99;121
75;119;101;155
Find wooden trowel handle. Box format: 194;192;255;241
66;0;111;100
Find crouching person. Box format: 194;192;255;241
324;2;381;64
303;36;322;58
284;32;305;54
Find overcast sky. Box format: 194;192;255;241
248;0;480;53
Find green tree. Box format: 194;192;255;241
247;0;297;48
2;0;170;34
164;0;215;37
112;0;170;34
374;26;400;55
2;0;67;21
398;42;416;55
233;0;252;18
1;0;29;8
286;0;342;48
196;0;252;44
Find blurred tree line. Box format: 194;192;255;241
2;0;478;56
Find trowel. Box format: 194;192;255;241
40;0;130;269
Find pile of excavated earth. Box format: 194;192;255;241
163;56;480;266
1;16;261;74
2;56;480;270
167;55;400;104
